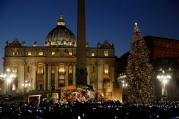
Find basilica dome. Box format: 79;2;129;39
45;17;76;47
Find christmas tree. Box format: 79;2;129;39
126;22;154;104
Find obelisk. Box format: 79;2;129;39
76;0;87;86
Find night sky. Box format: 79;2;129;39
0;0;179;72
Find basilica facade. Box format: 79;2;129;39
3;17;117;99
2;0;120;100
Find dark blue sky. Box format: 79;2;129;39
0;0;179;72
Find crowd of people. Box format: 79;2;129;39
0;100;179;119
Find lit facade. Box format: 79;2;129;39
3;18;117;99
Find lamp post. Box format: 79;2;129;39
0;68;16;94
121;80;128;103
117;74;128;103
0;73;6;94
157;69;172;102
22;80;31;93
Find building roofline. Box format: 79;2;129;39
144;35;179;42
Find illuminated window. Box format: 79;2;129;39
52;52;55;55
91;52;95;56
12;49;18;56
28;52;32;56
104;64;109;74
64;41;66;45
37;63;44;74
69;65;73;74
12;52;18;56
59;64;65;73
104;50;109;56
38;52;43;56
59;75;65;79
69;51;72;56
69;42;72;46
32;44;37;47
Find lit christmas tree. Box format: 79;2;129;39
126;22;154;104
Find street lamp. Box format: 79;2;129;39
22;80;31;93
157;69;172;102
0;73;6;93
7;68;16;94
121;80;128;103
0;68;16;94
117;73;128;103
121;80;128;88
0;73;6;79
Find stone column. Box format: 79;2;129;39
31;63;36;90
97;63;103;92
47;64;51;90
73;64;76;86
43;64;46;90
110;65;114;91
17;63;24;93
65;65;68;86
45;64;49;90
55;65;58;90
23;61;27;93
86;65;89;85
94;63;98;91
